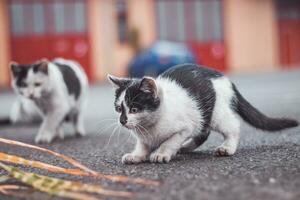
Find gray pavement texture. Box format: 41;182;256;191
0;69;300;200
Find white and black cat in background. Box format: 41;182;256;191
108;64;299;164
4;58;88;143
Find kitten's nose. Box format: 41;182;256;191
120;116;127;125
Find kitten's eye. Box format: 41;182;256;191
130;107;138;114
19;82;27;87
34;82;42;87
116;106;122;113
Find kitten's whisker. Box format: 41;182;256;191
136;124;153;141
136;124;149;134
139;124;156;145
112;125;121;148
119;128;134;148
134;126;144;139
94;118;117;128
136;125;149;141
95;122;117;135
95;122;117;136
101;124;119;150
116;124;122;145
91;118;117;134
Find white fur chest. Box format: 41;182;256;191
139;77;203;147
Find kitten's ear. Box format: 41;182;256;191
139;77;158;98
10;61;20;75
107;74;131;89
34;61;48;74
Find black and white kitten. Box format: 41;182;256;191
108;64;298;164
10;58;88;143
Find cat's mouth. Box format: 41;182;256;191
123;124;135;129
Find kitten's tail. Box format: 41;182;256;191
232;84;298;131
0;117;11;126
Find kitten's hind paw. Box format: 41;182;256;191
75;126;86;137
122;153;146;164
150;152;171;163
179;142;198;153
75;130;86;137
215;145;235;156
179;140;196;153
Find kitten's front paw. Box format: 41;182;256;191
35;131;55;144
122;153;146;164
150;152;171;163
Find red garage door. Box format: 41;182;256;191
8;0;91;79
277;0;300;68
155;0;226;72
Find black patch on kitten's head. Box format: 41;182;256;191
108;75;160;113
139;77;158;98
124;77;160;112
107;75;132;89
10;61;49;87
107;74;132;103
10;62;31;87
33;61;48;74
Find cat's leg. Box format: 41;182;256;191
56;125;65;140
150;129;192;163
213;110;240;156
73;111;86;137
35;107;68;143
10;99;41;124
9;100;25;124
180;129;210;153
122;139;150;164
211;77;240;156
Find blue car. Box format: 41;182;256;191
129;41;197;77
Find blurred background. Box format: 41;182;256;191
0;0;299;87
0;3;300;199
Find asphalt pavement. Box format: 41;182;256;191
0;69;300;200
